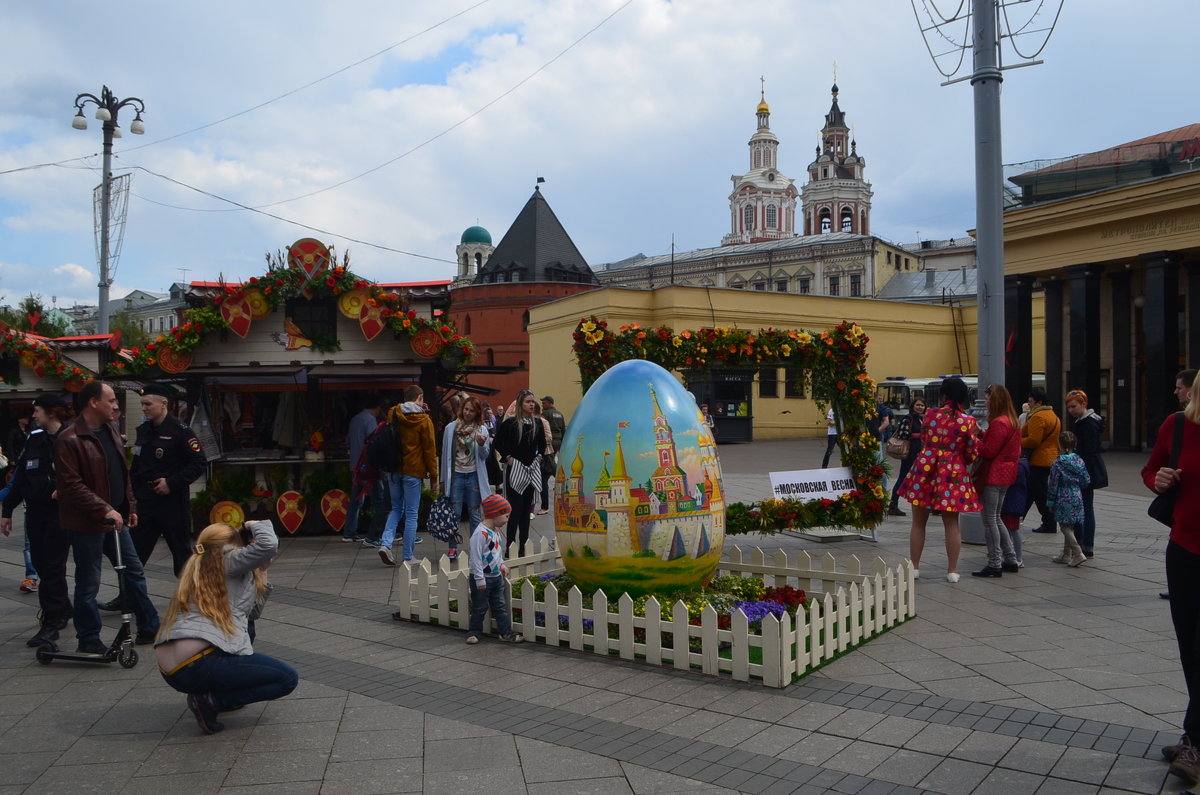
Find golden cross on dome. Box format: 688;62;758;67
832;60;838;82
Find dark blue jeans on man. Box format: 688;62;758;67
162;650;298;711
469;575;513;638
70;528;159;643
344;479;386;540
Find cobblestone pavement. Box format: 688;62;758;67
0;440;1190;794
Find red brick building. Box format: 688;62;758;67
448;187;598;405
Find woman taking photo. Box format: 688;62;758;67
1066;389;1106;558
155;520;298;735
1143;378;1200;788
897;377;980;583
888;396;926;517
494;390;551;557
440;396;492;560
971;385;1022;577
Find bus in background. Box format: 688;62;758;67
876;373;1044;417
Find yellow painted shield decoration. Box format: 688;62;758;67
209;501;245;527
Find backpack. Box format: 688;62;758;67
364;421;398;473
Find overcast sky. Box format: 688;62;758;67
1;0;1193;308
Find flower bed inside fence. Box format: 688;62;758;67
390;541;915;688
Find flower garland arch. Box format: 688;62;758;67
572;316;886;533
106;248;475;377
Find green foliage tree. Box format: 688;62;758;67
0;294;70;338
109;310;150;348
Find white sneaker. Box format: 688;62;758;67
1017;559;1024;568
379;546;395;566
912;569;920;580
946;572;960;583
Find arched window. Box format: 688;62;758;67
819;209;832;234
860;210;868;235
765;204;778;230
522;310;530;332
743;205;754;231
841;207;854;233
461;252;468;268
474;252;482;266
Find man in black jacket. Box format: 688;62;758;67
126;383;206;578
1;394;73;646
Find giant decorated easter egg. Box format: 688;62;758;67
554;359;725;596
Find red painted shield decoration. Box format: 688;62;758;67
276;491;307;534
410;327;444;358
288;238;330;281
220;294;253;338
358;302;386;341
157;347;193;374
321;489;349;532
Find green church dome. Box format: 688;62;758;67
460;225;492;245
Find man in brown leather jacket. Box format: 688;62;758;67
54;381;160;653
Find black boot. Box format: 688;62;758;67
888;503;906;517
26;613;69;648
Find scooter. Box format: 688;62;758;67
37;520;139;669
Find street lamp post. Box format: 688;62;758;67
72;86;145;335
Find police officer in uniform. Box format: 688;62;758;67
128;383;206;577
1;394;74;647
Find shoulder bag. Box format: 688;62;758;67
1148;412;1185;527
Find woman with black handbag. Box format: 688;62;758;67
887;397;926;517
1066;390;1107;558
1143;377;1200;788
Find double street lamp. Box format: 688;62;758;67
72;86;146;335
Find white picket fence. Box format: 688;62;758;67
392;540;916;688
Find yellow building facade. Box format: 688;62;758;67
530;285;1044;439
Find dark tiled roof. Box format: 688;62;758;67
474;189;598;285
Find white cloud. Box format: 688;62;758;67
0;0;1194;292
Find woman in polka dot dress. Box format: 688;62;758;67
898;377;981;583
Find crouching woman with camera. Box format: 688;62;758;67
155;520;298;735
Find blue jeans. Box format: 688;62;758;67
161;650;298;712
23;530;36;578
1078;488;1096;555
70;528;159;642
449;471;481;550
344;479;385;539
381;473;423;559
469;576;512;637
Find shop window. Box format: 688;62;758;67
285;297;336;338
759;367;778;398
785;367;806;398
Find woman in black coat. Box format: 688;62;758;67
493;390;551;557
1065;389;1106;558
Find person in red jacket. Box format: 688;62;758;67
972;385;1022;577
1143;376;1200;788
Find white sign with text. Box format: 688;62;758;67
769;467;856;501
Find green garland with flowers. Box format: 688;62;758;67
572;315;887;533
106;251;475;377
0;325;95;387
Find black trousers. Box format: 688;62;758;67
1024;464;1054;530
1167;541;1200;739
25;504;71;622
505;484;535;557
132;493;193;577
822;435;838;468
891;455;917;507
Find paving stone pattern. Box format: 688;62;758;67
0;443;1189;793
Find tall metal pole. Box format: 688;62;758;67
971;0;1005;413
98;121;114;335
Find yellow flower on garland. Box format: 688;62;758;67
580;320;596;333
